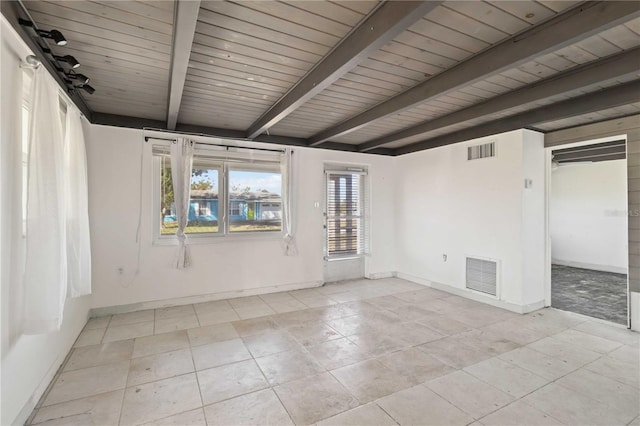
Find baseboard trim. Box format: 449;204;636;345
90;280;324;317
552;259;627;275
395;272;545;314
365;271;396;280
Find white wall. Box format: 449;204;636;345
550;159;628;273
0;18;92;426
394;130;546;311
86;125;396;310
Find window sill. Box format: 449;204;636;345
325;255;363;262
153;232;284;246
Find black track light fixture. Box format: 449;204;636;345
42;48;81;69
66;72;90;85
19;19;67;46
79;84;95;95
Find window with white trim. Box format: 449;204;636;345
153;144;283;241
325;166;368;259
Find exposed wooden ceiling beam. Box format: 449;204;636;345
394;79;640;155
358;47;640;152
309;1;640;146
245;0;442;140
166;0;200;130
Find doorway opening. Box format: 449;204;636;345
548;138;629;326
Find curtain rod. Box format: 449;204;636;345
144;136;287;154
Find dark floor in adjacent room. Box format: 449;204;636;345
552;264;628;325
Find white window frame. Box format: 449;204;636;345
152;142;284;245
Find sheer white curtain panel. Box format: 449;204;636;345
22;67;67;334
64;105;92;297
281;148;297;256
171;137;194;268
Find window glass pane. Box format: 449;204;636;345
228;169;282;233
160;157;220;235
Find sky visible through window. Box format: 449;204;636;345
227;170;282;195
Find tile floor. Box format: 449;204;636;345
552;264;628;325
28;278;639;426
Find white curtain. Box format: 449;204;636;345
171;137;194;268
281;148;298;256
23;67;67;334
64;105;92;297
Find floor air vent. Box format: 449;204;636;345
466;257;497;296
468;142;495;160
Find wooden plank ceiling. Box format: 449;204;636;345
19;0;640;155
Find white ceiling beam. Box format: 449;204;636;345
166;0;200;130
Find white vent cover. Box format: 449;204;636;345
466;257;497;296
468;142;495;160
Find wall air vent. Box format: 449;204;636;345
466;257;498;296
468;142;495;160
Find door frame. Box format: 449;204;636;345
544;134;630;328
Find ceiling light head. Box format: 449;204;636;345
41;29;67;46
20;18;68;46
55;54;80;69
25;55;41;68
80;84;95;94
66;72;90;84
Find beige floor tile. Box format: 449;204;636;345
271;309;324;328
377;384;474;426
317;403;397;426
232;317;280;337
523;382;634;426
365;295;409;311
464;357;548;398
481;320;547;345
73;328;106;348
556;368;639;418
347;331;406;357
629;416;640;426
479;399;564;426
121;373;202;426
127;348;194;386
197;359;269;405
142;408;206;425
43;361;129;406
84;316;111;330
286;322;342;347
377;347;455;384
526;336;601;367
229;296;268;309
255;349;325;385
306;337;371;370
385;304;439;321
65;339;134;371
426;370;514;419
110;310;155;327
453;329;521;356
235;305;277;320
584;356;640;388
187;323;239;347
133;330;190;358
608;344;639;364
296;295;339;308
242;331;302;357
418;336;494;368
191;338;252;370
266;300;308;313
103;321;154;343
331;359;413;403
550;329;623;354
259;291;298;304
498;347;578;381
155;304;196;320
154;314;200;334
381;321;445;346
416;315;473;336
325;315;375;337
204;389;293;426
274;372;359;425
193;300;235;317
394;288;450;303
572;320;639;346
32;390;123;425
197;309;240;326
